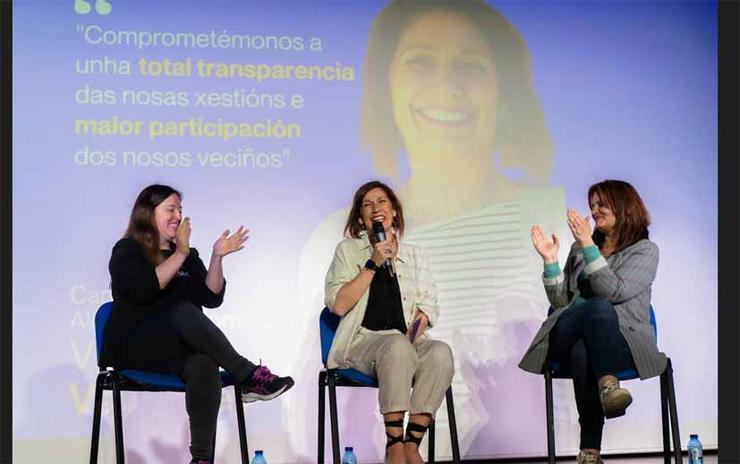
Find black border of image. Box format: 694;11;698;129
0;2;738;464
718;1;739;462
1;0;12;463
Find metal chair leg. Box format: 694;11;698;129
318;372;327;464
545;358;680;464
327;373;341;464
89;373;105;464
234;385;249;463
317;374;460;464
660;371;671;464
428;420;435;464
111;376;125;464
665;359;682;463
90;370;252;463
545;371;556;464
445;387;461;464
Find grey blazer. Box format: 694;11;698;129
519;238;667;380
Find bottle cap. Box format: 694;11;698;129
256;450;264;455
690;434;698;439
345;446;353;451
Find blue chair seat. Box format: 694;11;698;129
332;368;377;387
543;304;681;464
115;369;237;392
318;307;379;388
547;304;658;381
547;361;639;382
317;307;460;464
90;301;250;464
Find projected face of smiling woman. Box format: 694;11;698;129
389;9;499;163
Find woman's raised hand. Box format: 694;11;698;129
566;209;594;247
213;225;249;258
175;217;191;256
530;225;559;264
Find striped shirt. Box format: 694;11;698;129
402;187;568;427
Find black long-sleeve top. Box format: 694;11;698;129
100;238;225;367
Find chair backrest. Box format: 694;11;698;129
319;307;340;366
95;301;114;368
649;304;657;341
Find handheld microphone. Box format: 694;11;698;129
371;221;394;276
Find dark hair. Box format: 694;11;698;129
588;180;650;252
344;181;405;239
124;184;182;265
360;0;551;181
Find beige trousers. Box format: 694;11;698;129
345;330;454;416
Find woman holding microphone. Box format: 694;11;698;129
324;180;454;464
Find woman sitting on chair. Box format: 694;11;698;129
100;184;294;464
324;180;454;464
519;179;667;464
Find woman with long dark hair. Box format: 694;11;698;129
101;184;294;464
520;180;666;464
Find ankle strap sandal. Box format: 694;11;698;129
404;421;428;446
384;419;405;449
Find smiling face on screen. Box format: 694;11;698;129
388;9;499;159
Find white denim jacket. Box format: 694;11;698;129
324;235;439;369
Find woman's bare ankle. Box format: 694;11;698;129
403;442;423;464
386;442;406;464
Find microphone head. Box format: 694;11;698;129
371;221;386;240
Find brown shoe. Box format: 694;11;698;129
576;450;604;464
599;376;633;419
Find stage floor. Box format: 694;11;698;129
557;454;716;464
471;453;717;464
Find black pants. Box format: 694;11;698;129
547;297;636;450
113;301;256;460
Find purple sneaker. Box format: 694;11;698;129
240;365;294;403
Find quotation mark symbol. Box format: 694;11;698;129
74;0;112;15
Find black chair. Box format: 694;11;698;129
544;305;681;463
89;301;250;464
317;308;461;464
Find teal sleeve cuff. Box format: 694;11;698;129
582;245;601;264
543;262;561;279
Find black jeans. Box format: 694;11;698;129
113;301;256;460
547;297;636;450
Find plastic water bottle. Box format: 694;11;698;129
251;449;267;464
341;446;357;464
688;434;703;464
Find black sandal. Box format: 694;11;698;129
404;421;428;446
385;419;405;449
